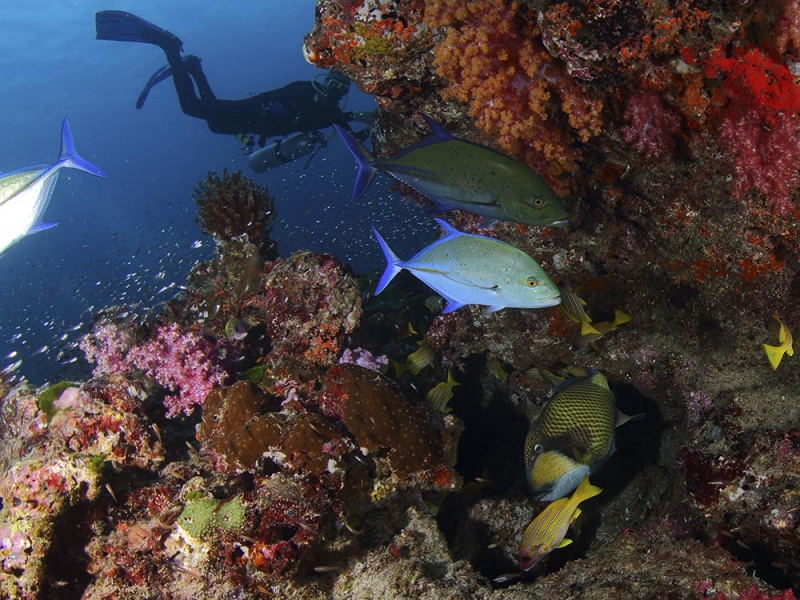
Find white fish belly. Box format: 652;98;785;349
0;171;59;254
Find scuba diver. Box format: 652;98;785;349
94;10;373;173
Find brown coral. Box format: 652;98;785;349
192;169;276;253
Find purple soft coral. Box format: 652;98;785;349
621;90;682;159
338;347;389;372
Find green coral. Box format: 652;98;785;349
241;364;268;386
37;380;75;422
177;493;247;540
351;23;395;62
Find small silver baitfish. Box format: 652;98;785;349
372;218;561;313
335;114;568;227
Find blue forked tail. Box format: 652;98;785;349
334;124;377;200
58;117;110;178
372;227;403;294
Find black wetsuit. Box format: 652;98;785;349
169;56;353;141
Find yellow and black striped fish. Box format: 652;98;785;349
524;368;641;501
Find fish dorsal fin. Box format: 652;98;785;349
420;113;454;142
766;314;785;341
433;218;461;239
588;371;610;390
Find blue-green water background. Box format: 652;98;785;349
0;1;436;383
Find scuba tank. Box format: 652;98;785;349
248;131;323;173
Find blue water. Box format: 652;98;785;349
0;1;436;384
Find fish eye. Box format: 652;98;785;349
533;443;544;454
532;198;545;207
526;277;539;288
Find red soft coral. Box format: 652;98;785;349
705;47;800;124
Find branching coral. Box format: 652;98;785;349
192;169;276;250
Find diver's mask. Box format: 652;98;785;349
315;71;351;100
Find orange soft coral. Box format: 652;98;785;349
425;0;603;196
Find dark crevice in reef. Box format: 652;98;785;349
41;496;95;600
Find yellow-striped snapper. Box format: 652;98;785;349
426;370;459;412
558;283;601;336
572;308;631;350
518;475;602;571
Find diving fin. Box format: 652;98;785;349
135;64;173;109
95;10;182;54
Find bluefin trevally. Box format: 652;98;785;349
372;218;561;313
0;117;109;256
335;114;568;228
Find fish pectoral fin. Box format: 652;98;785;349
29;222;58;234
442;272;500;291
557;538;573;549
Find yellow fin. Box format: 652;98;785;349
616;408;645;427
613;309;631;326
572;475;603;502
556;537;573;549
762;343;785;370
580;320;602;336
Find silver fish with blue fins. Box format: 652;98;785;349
0;117;109;256
335;114;568;228
524;367;642;501
372;218;561;313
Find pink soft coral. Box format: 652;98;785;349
620;90;682;159
126;323;227;418
717;107;800;215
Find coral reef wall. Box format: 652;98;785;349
303;0;800;596
2;2;800;599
